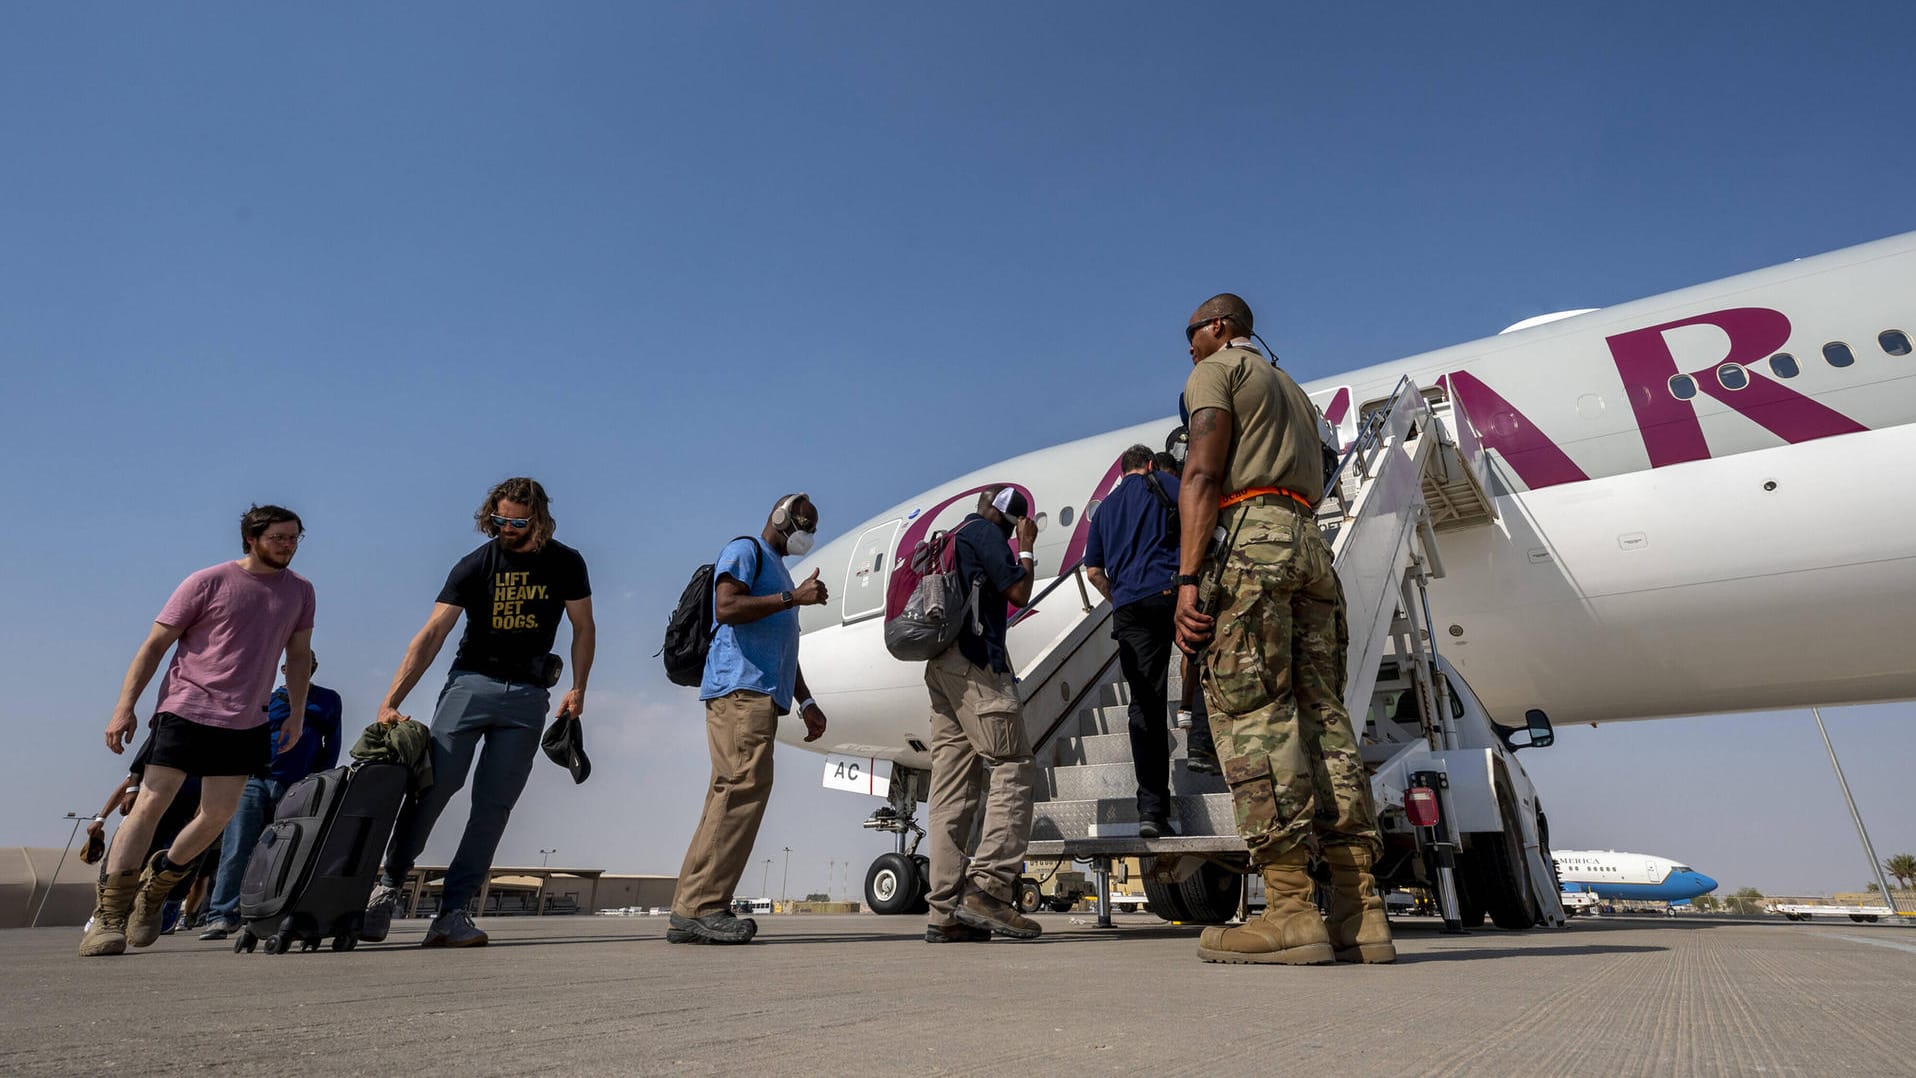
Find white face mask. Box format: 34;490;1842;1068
785;529;816;557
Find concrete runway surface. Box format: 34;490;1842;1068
4;913;1912;1076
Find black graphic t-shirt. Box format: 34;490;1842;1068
438;538;591;675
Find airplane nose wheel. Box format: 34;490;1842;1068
864;852;929;915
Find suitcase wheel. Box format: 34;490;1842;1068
301;938;321;953
331;935;357;952
265;933;291;955
234;929;257;954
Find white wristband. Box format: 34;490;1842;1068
1019;551;1035;563
798;697;817;713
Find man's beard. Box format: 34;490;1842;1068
253;546;291;570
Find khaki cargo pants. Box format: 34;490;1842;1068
1200;498;1380;864
672;690;777;918
924;647;1036;923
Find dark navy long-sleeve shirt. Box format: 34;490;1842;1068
266;683;343;784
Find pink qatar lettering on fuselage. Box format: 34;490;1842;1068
885;482;1035;622
1440;371;1590;490
1605;306;1867;469
1322;387;1351;450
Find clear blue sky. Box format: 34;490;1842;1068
4;3;1912;899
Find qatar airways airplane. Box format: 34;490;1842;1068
785;228;1916;817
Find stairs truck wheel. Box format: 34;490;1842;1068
1144;878;1192;922
1047;897;1075;913
907;855;930;915
1017;878;1043;914
1177;862;1242;924
1475;784;1542;931
865;853;922;916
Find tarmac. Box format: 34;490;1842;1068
3;912;1913;1076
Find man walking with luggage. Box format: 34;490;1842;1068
361;477;594;948
670;493;829;945
1174;294;1394;965
923;487;1043;943
81;505;315;957
199;654;343;939
1084;445;1218;840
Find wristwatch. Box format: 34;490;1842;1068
1176;574;1203;587
781;590;795;607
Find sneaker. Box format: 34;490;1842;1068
1187;752;1221;776
925;922;992;943
1138;817;1175;840
1174;709;1194;730
198;917;241;941
953;891;1042;940
666;910;757;945
422;909;489;948
360;884;400;943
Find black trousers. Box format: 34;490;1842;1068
1114;591;1216;820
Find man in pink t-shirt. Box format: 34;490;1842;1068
80;505;316;958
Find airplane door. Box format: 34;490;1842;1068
842;519;901;624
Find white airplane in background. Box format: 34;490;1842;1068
775;229;1916;894
1553;850;1718;908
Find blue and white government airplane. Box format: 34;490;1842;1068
1553;849;1719;905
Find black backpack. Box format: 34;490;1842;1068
661;536;763;687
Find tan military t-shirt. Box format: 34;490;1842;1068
1182;345;1324;504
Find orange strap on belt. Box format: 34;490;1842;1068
1220;486;1313;511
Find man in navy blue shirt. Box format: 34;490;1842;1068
198;654;343;939
1085;445;1217;839
923;486;1043;943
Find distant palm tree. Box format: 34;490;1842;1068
1885;853;1916;890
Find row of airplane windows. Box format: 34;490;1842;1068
1668;329;1912;400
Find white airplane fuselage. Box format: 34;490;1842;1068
786;231;1916;771
1554;850;1718;903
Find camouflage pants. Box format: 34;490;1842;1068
1200;500;1380;864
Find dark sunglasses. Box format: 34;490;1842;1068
1185;317;1218;344
490;514;532;529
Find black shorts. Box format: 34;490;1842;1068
147;712;271;778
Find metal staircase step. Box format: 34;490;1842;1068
1042;760;1227;801
1047;729;1196;767
1029;793;1236;841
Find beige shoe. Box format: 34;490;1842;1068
127;851;195;949
1197;850;1334;965
1323;844;1397;964
77;869;140;957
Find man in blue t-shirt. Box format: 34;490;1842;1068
670;493;829;945
1085;445;1219;840
198;654;343;939
922;486;1044;943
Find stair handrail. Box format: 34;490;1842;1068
1009;558;1096;628
1323;374;1421;505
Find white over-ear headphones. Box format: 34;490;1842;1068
772;492;809;530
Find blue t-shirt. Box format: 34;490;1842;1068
266;683;344;785
701;537;800;710
1083;471;1181;609
952;514;1026;674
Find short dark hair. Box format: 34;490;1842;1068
1194;292;1254;334
240;505;303;554
1120;444;1155;473
1153;451;1181;476
476;477;556;549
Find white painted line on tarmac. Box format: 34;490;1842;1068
1833;934;1916;956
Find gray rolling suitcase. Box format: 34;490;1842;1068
233;761;408;954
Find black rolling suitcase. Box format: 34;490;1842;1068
233;761;408;954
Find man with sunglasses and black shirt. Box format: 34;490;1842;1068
361;477;594;949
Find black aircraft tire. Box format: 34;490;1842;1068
1176;862;1242;924
1475;783;1542;931
1143;878;1192;922
864;853;922;916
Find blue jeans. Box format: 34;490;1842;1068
208;776;287;920
380;670;548;909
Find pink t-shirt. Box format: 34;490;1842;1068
154;561;316;729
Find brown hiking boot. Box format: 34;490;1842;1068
127;850;194;949
77;869;141;957
1197;850;1333;965
952;890;1042;940
1324;844;1397;964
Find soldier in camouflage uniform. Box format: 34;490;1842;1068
1173;293;1395;965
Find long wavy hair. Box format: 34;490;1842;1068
475;477;556;550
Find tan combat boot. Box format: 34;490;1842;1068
1197;848;1334;965
1323;844;1397;964
126;850;194;948
77;869;141;957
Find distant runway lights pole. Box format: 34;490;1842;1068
781;847;792;909
31;812;86;928
762;858;773;898
1812;707;1901;915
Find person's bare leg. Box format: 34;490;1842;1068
104;767;187;874
168;775;246;863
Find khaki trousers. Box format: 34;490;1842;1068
672;690;777;917
924;648;1036;922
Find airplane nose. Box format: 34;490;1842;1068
1693;873;1717;893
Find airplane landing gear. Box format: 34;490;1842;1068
861;766;929;915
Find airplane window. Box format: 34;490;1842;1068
1823;341;1855;368
1716;363;1749;391
1059;506;1074;527
1768;353;1799;378
1667;374;1698;400
1882;330;1913;357
1085;498;1102;521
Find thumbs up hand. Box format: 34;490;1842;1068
794;567;829;606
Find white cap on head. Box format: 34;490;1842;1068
991;488;1030;517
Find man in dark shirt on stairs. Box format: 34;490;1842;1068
360;477;595;948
